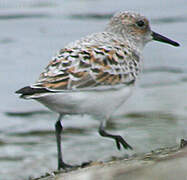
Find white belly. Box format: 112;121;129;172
36;85;133;119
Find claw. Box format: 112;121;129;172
58;162;79;170
98;122;133;151
115;135;133;150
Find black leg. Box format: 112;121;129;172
55;114;75;170
98;121;133;150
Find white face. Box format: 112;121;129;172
124;16;153;45
108;12;179;48
108;12;153;47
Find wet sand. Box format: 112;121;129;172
32;140;187;180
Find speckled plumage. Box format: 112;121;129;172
16;9;180;119
31;12;152;92
16;11;179;170
16;10;180;114
36;39;141;90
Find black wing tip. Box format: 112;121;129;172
15;86;52;96
174;41;180;47
15;86;32;95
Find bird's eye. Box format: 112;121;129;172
136;20;145;27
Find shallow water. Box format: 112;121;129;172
0;0;187;179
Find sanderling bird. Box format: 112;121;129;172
16;11;179;170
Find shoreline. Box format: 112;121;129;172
31;139;187;180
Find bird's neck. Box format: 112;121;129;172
105;27;144;52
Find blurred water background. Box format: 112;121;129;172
0;0;187;179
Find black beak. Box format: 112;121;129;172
152;31;180;47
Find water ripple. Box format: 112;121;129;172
69;13;112;20
9;130;53;137
5;110;50;117
152;16;187;24
0;156;24;162
143;66;183;74
125;111;179;120
0;13;49;20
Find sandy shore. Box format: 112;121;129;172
31;139;187;180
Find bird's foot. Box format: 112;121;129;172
58;161;79;170
98;123;133;151
114;135;133;150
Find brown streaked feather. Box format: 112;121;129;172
42;80;68;89
96;72;111;83
34;44;139;91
